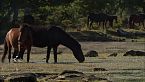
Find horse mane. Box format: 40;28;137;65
20;23;48;33
50;26;79;43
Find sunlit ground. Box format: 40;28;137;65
0;42;145;82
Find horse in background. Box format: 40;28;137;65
138;13;145;27
1;26;30;63
16;24;85;63
87;12;108;29
87;12;117;29
106;15;117;27
87;12;99;29
129;13;145;28
97;13;108;29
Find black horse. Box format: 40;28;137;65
106;15;117;27
129;13;145;28
87;12;108;29
17;24;85;63
87;12;117;29
87;12;99;29
97;13;108;29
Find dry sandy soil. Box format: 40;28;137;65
0;42;145;82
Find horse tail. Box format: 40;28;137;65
1;39;8;63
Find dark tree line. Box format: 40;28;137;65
0;0;145;30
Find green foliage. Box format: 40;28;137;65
0;0;145;30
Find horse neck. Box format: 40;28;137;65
29;26;42;37
60;34;78;50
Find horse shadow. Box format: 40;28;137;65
23;61;78;64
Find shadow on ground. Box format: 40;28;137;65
107;29;145;39
69;31;124;42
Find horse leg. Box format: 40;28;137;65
26;47;31;63
46;47;51;63
12;48;19;62
129;21;132;28
17;48;25;60
8;46;12;63
110;21;113;27
87;16;90;28
12;48;18;59
1;40;8;63
103;21;105;31
90;21;93;30
98;22;101;27
53;46;58;63
104;21;107;28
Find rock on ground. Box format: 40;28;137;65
85;50;98;57
124;50;145;56
8;73;37;82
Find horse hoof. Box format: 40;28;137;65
13;58;17;63
13;58;23;63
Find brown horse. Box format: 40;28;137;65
1;28;19;63
129;13;145;28
1;25;31;63
17;24;85;63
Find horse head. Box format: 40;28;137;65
70;41;85;63
18;24;32;47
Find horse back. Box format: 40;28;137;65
6;28;20;48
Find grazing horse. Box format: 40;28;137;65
87;12;99;29
1;28;19;63
97;13;108;29
87;12;116;29
16;24;85;63
129;13;145;28
87;12;108;29
1;25;31;63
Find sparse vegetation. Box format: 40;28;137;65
0;42;145;81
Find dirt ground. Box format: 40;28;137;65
0;42;145;82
